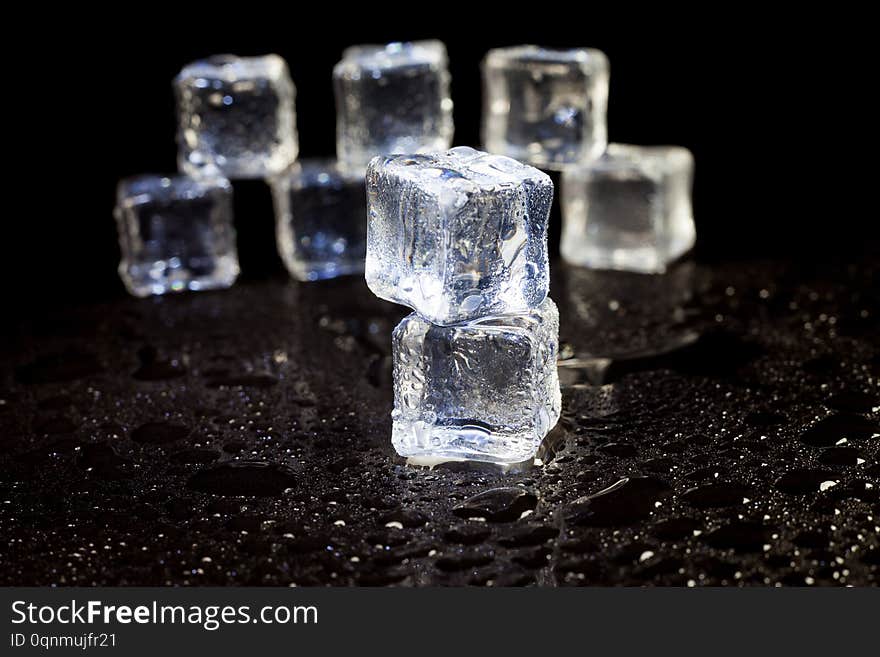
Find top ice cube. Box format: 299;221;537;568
334;41;454;172
482;46;609;170
175;54;298;179
366;146;553;326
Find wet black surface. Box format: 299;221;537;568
1;255;878;586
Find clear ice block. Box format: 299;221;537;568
366;146;553;326
175;54;298;179
114;174;239;297
561;144;696;274
482;45;609;170
392;298;561;464
334;41;454;172
270;159;367;281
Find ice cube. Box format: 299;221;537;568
175;54;298;179
482;45;609;170
334;41;453;172
270;159;367;281
114;174;239;297
366;146;553;325
561;144;695;274
392;298;561;464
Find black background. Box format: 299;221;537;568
8;12;871;308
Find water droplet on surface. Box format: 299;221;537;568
775;468;839;494
131;422;191;445
497;524;558;548
187;461;296;496
800;414;879;447
641;457;676;473
435;550;494;572
744;410;785;427
653;517;702;540
558;535;599;554
818;447;863;466
512;545;552;569
170;448;221;464
826;391;879;414
683;483;751;509
379;509;427;528
284;534;332;555
452;487;538;522
704;522;771;552
444;524;491;545
566;477;671;527
222;441;246;454
78;443;131;480
226;516;265;532
598;442;638;458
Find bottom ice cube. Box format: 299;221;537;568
114;174;239;297
270;159;367;281
391;298;561;464
560;144;695;274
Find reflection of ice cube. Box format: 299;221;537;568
270;160;367;281
175;54;298;179
366;147;553;325
391;298;561;464
561;144;696;274
114;175;239;297
482;46;609;169
334;41;453;173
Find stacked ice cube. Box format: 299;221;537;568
115;54;299;296
114;54;296;296
482;46;696;274
271;39;455;282
175;53;369;283
114;175;240;297
334;40;454;173
175;55;299;180
115;43;455;296
366;147;562;464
